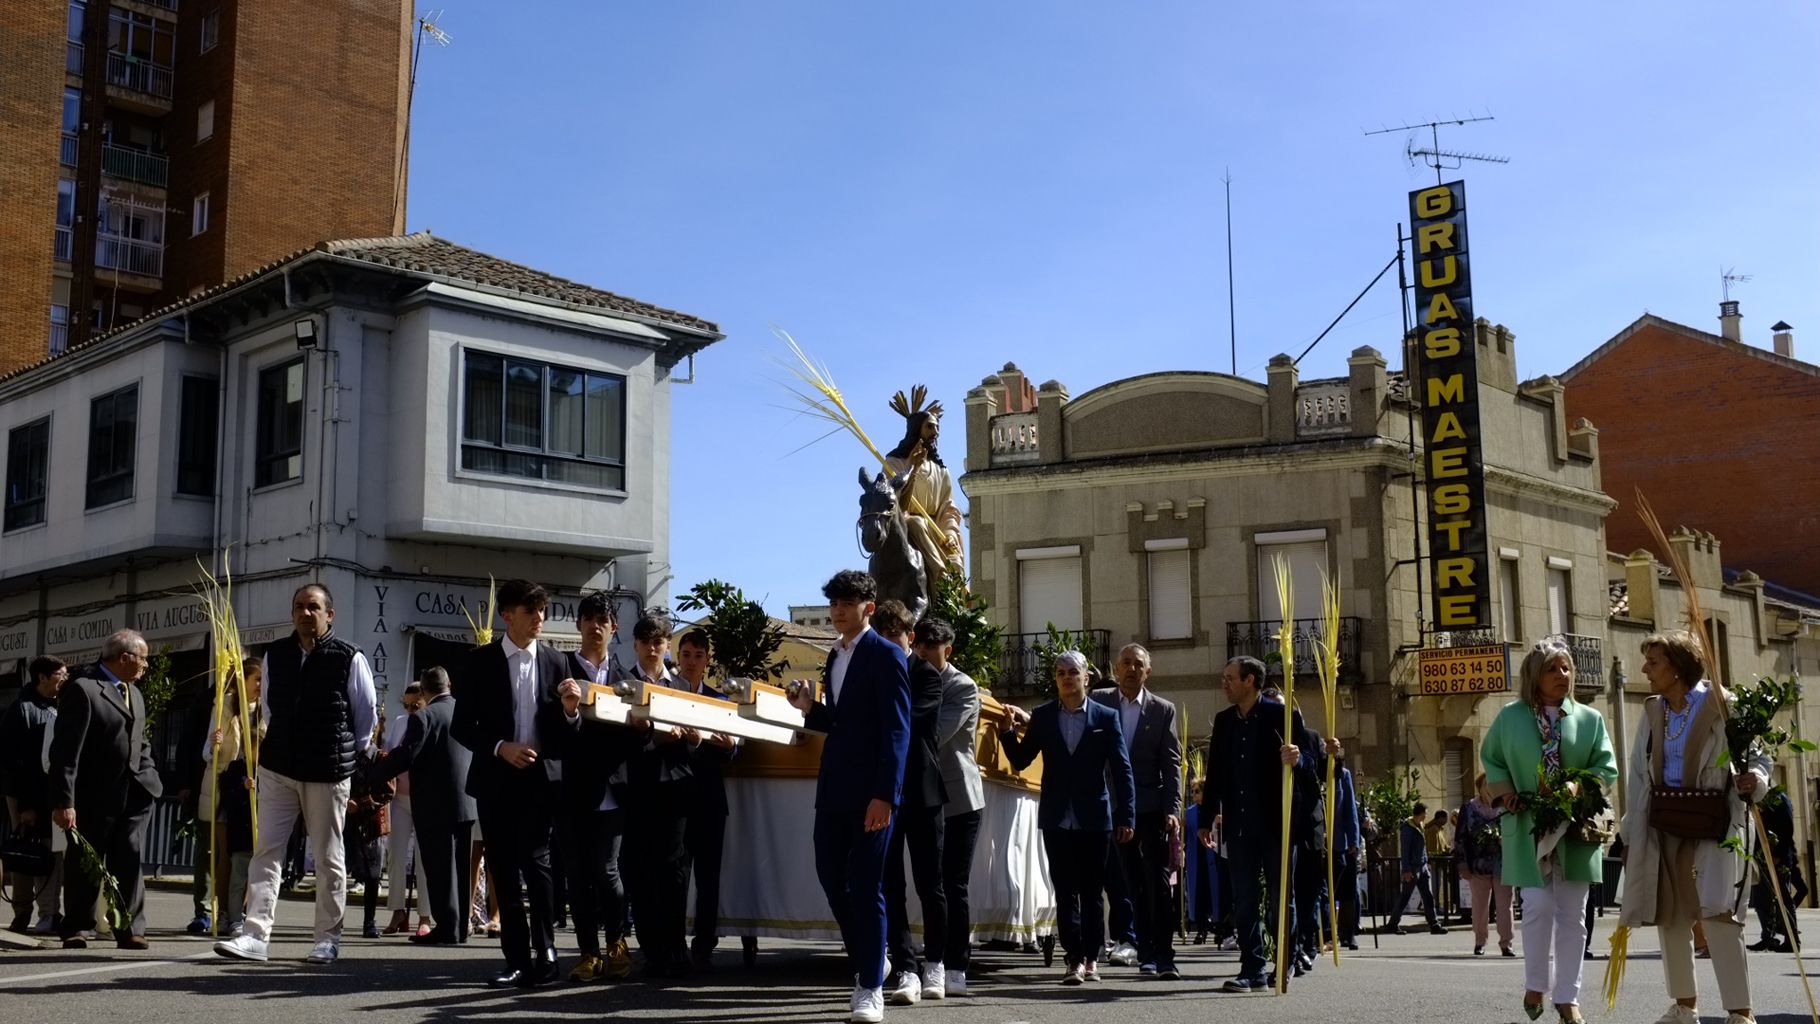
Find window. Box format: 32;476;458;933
196;100;214;142
1146;540;1192;641
199;10;219;53
460;351;627;490
62;88;80;133
1016;546;1083;634
5;418;51;531
176;375;218;496
254;358;305;487
108;9;175;67
1256;528;1327;623
1545;562;1572;635
50;305;70;356
1499;555;1521;642
85;384;138;508
1443;739;1472;814
191;191;209;235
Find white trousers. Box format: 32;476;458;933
1661;917;1751;1011
1521;879;1590;1006
384;795;419;915
242;767;351;944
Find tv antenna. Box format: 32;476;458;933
1721;267;1752;301
1364;113;1509;184
395;8;454;231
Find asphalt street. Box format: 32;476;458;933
3;888;1819;1023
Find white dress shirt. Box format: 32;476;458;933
259;639;379;757
1119;687;1146;751
828;625;872;705
500;634;541;754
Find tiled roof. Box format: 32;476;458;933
1;232;718;385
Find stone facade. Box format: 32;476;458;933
962;321;1613;813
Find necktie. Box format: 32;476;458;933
116;681;128;703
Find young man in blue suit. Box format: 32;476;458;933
1000;650;1137;985
787;570;911;1024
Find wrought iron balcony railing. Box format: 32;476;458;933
106;52;174;100
1226;617;1365;683
96;235;164;277
102;143;168;187
54;227;72;262
996;629;1113;699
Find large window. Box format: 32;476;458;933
1256;528;1328;622
254;358;304;488
461;351;627;490
177;375;218;496
86;384;138;508
1499;555;1521;642
1546;561;1572;635
5;418;51;531
1146;540;1192;641
1017;547;1083;635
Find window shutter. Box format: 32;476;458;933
1257;537;1327;623
1018;555;1083;634
1147;548;1191;640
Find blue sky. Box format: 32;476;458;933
406;2;1819;615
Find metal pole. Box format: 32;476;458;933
1225;170;1237;375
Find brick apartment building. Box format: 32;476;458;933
1562;306;1820;599
0;0;410;373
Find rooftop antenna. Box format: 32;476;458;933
1363;113;1508;185
395;8;453;232
1223;168;1236;375
1721;267;1752;301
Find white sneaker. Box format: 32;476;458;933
1108;942;1138;966
887;969;922;1005
921;962;946;999
1654;1006;1699;1024
850;983;885;1023
213;934;269;961
304;939;339;964
945;969;967;995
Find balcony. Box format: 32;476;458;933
1226;616;1366;683
996;629;1113;698
96;235;164;278
1552;632;1605;694
988;411;1040;466
54;227;72;262
61;133;78;167
66;41;83;75
101;144;168;187
106;52;174;105
49;321;69;356
1296;380;1352;438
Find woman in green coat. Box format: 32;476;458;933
1481;641;1619;1024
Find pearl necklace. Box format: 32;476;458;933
1665;697;1694;742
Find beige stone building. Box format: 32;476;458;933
959;321;1614;812
1607;531;1820;855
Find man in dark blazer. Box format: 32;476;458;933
375;665;475;946
1000;650;1136;984
48;630;162;948
786;569;910;1024
1091;643;1183;979
450;579;573;988
675;628;738;972
874;599;947;1005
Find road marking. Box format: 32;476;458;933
0;950;217;984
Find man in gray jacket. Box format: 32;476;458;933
921;618;983;997
1091;644;1182;979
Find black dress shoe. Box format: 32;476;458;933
489;968;527;989
410;930;459;946
62;935;88;949
519;958;561;988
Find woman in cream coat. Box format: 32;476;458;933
1617;630;1770;1024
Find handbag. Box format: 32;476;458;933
1648;786;1729;841
0;834;55;877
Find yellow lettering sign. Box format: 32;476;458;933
1423;326;1462;357
1435;519;1473;550
1430;446;1469;478
1426;374;1465;406
1419;255;1458;289
1434;483;1471;515
1424;293;1459;325
1417;221;1456;254
1430;411;1466;442
1415;185;1455;219
1437;594;1477;626
1436;556;1477;590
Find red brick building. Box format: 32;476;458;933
1562;308;1820;598
0;0;410;373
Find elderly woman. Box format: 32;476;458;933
1481;641;1619;1024
999;651;1136;986
1456;772;1514;957
1617;630;1769;1024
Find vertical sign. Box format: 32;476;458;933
1410;180;1491;631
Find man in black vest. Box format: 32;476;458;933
451;578;572;988
215;583;376;965
375;665;476;946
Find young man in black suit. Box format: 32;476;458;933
786;570;911;1024
48;630;161;949
450;579;572;988
674;628;738;972
376;665;475;946
873;599;948;1006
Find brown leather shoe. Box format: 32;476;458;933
117;935;149;950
